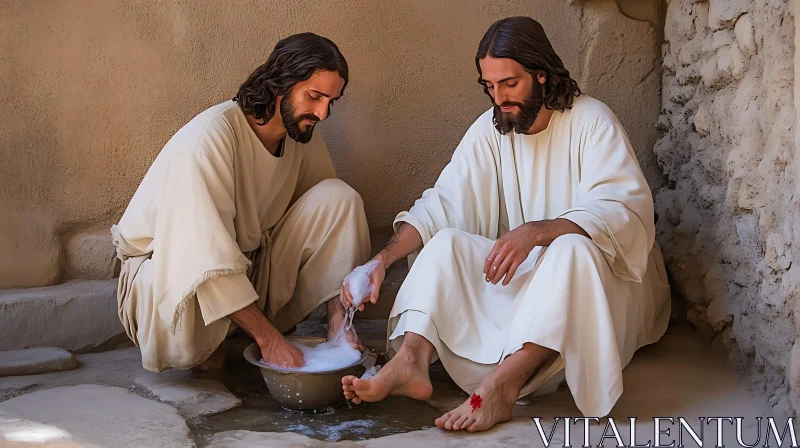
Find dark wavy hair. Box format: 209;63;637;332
234;32;348;125
476;17;580;111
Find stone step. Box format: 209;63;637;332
0;347;78;377
0;280;125;352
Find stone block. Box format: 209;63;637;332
693;102;713;136
136;375;241;419
734;13;756;54
0;347;78;377
712;30;734;51
0;280;124;352
0;385;192;447
708;0;749;30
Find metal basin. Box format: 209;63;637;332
243;336;368;411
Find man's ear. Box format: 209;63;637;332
537;74;547;85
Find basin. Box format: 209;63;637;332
243;336;368;411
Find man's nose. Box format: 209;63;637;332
314;104;328;121
493;89;507;106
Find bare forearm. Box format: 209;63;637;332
376;222;423;266
229;302;281;347
534;218;589;246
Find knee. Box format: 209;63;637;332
426;228;470;251
306;178;364;211
548;233;597;256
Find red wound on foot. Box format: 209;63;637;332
470;393;483;412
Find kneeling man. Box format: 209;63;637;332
113;33;369;372
341;17;671;432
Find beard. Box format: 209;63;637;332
280;97;319;143
492;84;545;135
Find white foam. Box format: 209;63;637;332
345;260;380;308
360;365;381;380
261;339;361;373
341;260;381;331
260;261;382;373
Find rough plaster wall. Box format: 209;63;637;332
0;0;662;288
657;0;798;416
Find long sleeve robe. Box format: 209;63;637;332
112;100;370;371
388;95;671;417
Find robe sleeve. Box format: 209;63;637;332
558;122;655;282
394;120;500;245
152;119;256;330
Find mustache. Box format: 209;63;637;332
296;114;319;123
498;101;525;109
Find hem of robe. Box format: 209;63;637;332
389;310;568;400
111;224;254;336
389;279;671;418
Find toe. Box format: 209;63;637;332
463;415;478;432
435;413;450;429
453;413;470;431
352;396;362;404
467;418;487;432
444;413;460;430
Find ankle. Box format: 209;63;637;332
481;376;522;403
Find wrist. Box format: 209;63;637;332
374;250;392;267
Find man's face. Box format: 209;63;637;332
479;56;544;134
280;70;345;143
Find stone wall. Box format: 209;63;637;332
656;0;798;416
0;0;663;288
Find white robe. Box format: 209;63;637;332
388;95;671;417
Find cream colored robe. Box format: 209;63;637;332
388;95;671;417
113;101;370;371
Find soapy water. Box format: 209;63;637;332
342;260;381;331
260;261;380;373
260;339;363;373
360;365;381;380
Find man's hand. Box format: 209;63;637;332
340;257;387;311
484;222;542;285
260;334;305;368
484;219;588;285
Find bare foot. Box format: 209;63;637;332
341;351;432;404
327;297;363;351
327;313;363;350
434;379;516;432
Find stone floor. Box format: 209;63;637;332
0;319;774;448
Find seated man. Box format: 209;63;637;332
113;32;369;372
341;17;671;432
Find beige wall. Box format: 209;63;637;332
0;0;663;288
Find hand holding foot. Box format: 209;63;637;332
328;314;364;351
327;296;365;351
